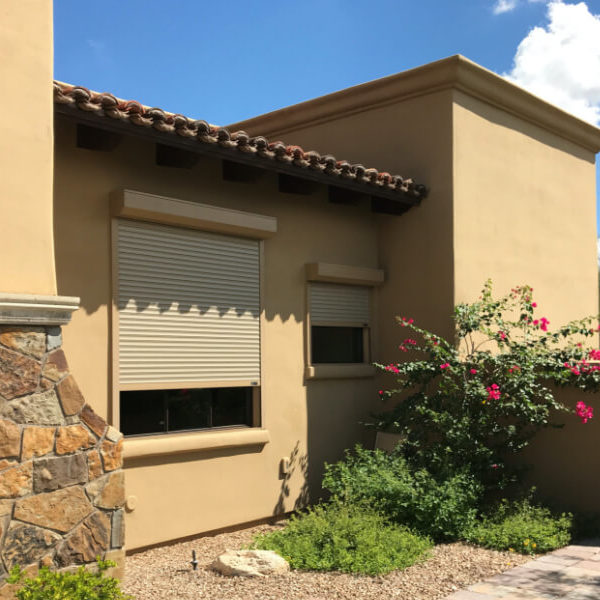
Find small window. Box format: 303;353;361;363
120;387;254;437
311;326;364;364
308;283;371;365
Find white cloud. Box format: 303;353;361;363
504;1;600;124
493;0;545;14
494;0;519;14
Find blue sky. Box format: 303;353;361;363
54;0;600;230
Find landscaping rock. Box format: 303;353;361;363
56;511;110;566
0;347;41;400
56;375;84;416
33;454;87;492
21;426;55;460
211;550;290;577
1;389;64;425
1;522;61;569
0;420;21;459
0;463;32;498
14;486;93;532
56;425;95;455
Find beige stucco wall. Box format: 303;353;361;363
53;119;382;548
452;91;600;510
452;90;598;319
233;68;600;512
242;89;457;373
0;0;56;295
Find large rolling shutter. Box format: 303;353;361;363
116;220;260;386
309;283;370;325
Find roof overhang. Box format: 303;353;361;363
53;83;427;215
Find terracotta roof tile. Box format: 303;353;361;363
53;82;427;202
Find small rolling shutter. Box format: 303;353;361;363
116;220;260;386
309;283;370;325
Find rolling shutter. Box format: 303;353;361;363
309;283;370;325
116;220;260;386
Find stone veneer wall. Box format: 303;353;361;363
0;325;125;590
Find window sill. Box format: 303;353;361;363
123;428;270;460
305;364;376;380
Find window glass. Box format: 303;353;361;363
311;326;364;364
120;387;253;437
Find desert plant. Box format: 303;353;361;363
322;445;481;541
250;501;432;575
6;559;132;600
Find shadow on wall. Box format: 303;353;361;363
520;387;600;514
273;441;309;516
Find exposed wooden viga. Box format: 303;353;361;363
0;324;125;591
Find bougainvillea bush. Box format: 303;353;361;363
373;280;600;490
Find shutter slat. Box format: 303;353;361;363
310;283;370;324
117;221;260;385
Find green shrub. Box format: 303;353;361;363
6;560;132;600
322;445;482;541
251;502;432;576
463;499;572;555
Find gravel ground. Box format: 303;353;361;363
123;521;531;600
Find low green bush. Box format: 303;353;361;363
6;560;132;600
463;498;572;555
251;502;432;576
322;445;482;541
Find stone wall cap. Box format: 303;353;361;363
0;294;80;325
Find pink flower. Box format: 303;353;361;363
498;331;507;340
385;364;400;374
540;317;550;332
403;339;417;345
378;390;384;396
533;320;539;326
470;368;478;374
398;345;408;352
589;349;600;361
440;363;450;370
575;401;594;424
531;302;537;308
508;365;521;374
486;384;501;401
491;464;499;469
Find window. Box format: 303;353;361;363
120;387;253;436
308;283;370;365
115;219;261;436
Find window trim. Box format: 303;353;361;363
110;199;271;440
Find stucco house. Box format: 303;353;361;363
1;1;600;583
